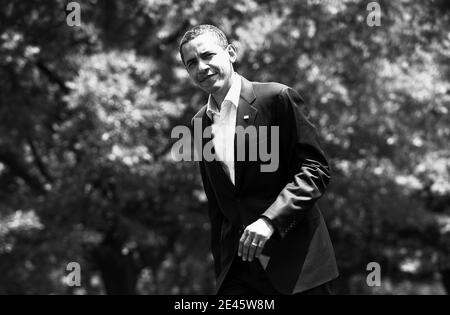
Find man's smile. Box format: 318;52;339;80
199;73;217;83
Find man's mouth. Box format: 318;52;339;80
199;74;217;83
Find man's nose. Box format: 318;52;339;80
198;60;209;72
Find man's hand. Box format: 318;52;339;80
238;218;274;262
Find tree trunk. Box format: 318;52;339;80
92;228;140;295
440;269;450;294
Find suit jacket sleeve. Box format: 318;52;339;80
262;87;331;239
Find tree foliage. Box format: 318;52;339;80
0;0;449;294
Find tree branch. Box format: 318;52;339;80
25;135;54;184
0;147;45;195
160;20;190;46
153;103;197;162
35;59;69;94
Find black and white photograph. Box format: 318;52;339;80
0;0;449;300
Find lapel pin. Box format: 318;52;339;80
243;115;249;120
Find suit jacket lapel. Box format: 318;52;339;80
234;77;257;191
201;109;235;190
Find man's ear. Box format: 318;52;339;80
226;44;237;63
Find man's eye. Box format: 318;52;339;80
202;53;213;59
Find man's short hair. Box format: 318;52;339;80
179;24;229;64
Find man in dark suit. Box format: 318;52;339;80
179;24;338;295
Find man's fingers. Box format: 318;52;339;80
242;231;254;261
238;230;248;257
255;238;266;259
247;235;261;262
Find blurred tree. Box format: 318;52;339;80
0;0;449;294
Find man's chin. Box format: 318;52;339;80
198;82;221;94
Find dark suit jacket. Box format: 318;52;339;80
191;75;339;294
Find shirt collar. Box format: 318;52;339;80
206;72;241;120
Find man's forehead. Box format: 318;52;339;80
182;33;224;55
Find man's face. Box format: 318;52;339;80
181;33;236;96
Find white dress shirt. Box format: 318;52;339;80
206;72;241;185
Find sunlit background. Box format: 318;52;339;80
0;0;449;294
